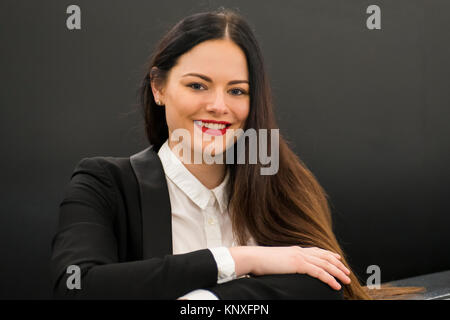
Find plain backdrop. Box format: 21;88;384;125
0;0;449;299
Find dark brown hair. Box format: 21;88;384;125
138;7;424;300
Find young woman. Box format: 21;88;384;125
51;7;422;300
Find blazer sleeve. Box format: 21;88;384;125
50;158;218;300
205;274;344;300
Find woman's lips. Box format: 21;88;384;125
194;120;230;136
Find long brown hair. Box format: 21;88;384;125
138;7;424;300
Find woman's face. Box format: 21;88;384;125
152;39;250;162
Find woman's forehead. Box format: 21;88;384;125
171;40;248;80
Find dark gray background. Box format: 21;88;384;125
1;0;449;299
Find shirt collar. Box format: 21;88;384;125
157;139;230;213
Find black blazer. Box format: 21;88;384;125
50;145;343;300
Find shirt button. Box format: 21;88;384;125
208;217;216;225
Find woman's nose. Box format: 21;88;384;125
205;92;229;114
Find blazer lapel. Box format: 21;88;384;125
129;145;173;259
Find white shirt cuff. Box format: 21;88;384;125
178;289;219;300
208;247;237;284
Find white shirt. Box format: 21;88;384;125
157;139;245;299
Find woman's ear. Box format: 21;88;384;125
150;67;165;105
150;82;165;105
150;83;164;105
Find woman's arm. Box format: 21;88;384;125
198;246;352;300
50;158;219;299
229;245;351;291
52;243;218;299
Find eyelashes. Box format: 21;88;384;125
187;83;205;91
186;83;248;96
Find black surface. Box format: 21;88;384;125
386;270;450;300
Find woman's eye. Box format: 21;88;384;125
187;83;205;90
187;83;247;96
229;88;247;96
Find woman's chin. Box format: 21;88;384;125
191;145;226;160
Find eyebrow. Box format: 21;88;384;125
182;73;249;85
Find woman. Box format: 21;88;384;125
51;7;422;300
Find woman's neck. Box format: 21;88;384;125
183;161;227;190
167;140;227;189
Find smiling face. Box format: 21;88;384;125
151;39;250;162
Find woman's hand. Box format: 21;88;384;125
229;245;351;291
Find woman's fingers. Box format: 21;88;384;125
307;247;351;276
312;247;341;260
321;252;350;276
304;263;342;290
305;255;351;286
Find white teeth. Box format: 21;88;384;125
205;123;226;129
194;121;227;130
